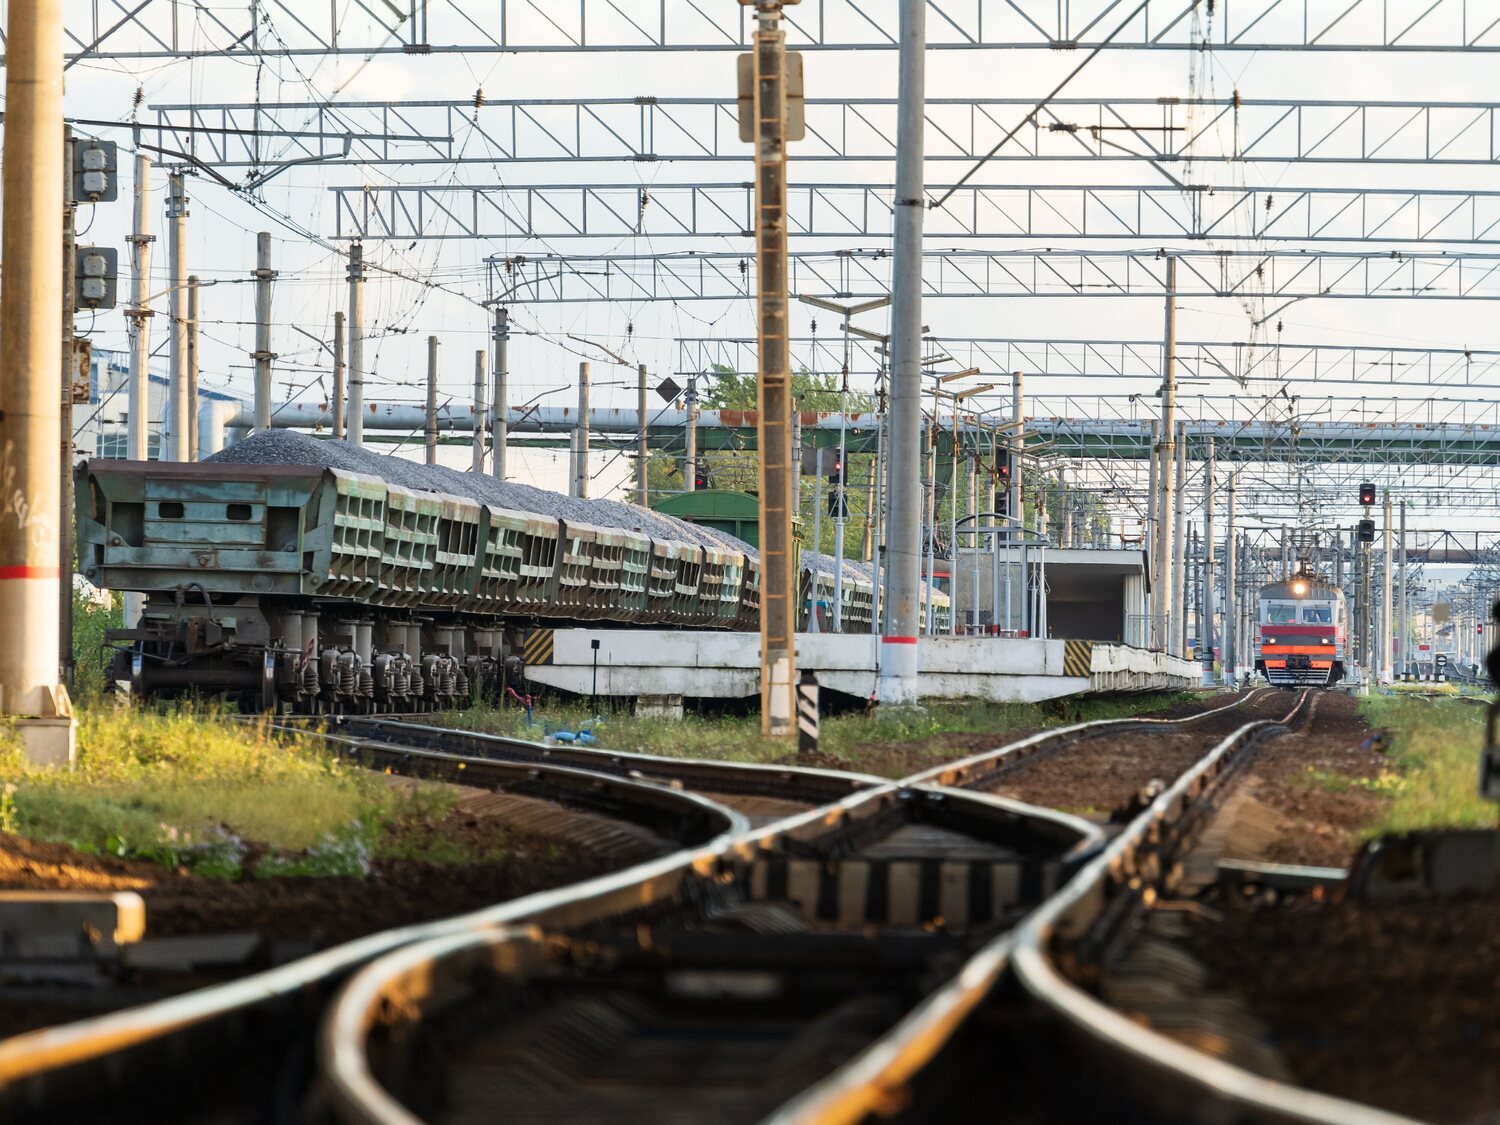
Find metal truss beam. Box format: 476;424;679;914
333;182;1500;245
31;0;1500;63
677;337;1500;392
486;249;1500;304
151;97;1500;168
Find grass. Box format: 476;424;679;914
0;704;486;878
443;691;1199;776
1355;695;1499;836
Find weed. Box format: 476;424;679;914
1356;696;1498;836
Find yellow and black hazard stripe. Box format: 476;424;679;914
522;628;555;666
1063;639;1093;678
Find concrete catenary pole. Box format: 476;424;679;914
1382;488;1394;684
472;351;487;473
878;0;926;706
1155;256;1177;653
573;361;590;498
252;232;275;432
424;336;439;466
1224;472;1237;686
332;311;346;441
1172;421;1187;656
636;363;650;506
186;275;200;458
749;0;799;734
1010;371;1025;532
346;242;365;446
60;129;76;689
1201;436;1215;687
165;171;190;461
124;153;153;628
1398;499;1408;680
492;306;508;478
684;375;699;492
1145;420;1159;641
0;0;74;765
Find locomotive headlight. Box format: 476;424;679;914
1291;579;1308;596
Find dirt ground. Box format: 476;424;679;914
0;806;620;948
1186;890;1500;1123
987;689;1298;817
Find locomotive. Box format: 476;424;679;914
77;451;946;713
1253;569;1348;688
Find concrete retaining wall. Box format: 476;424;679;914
523;631;1198;703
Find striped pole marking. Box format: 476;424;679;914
797;670;820;756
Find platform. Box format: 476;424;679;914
520;630;1198;703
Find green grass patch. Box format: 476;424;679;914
444;691;1200;776
1356;695;1499;836
0;705;483;877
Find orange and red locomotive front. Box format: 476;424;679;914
1254;572;1347;688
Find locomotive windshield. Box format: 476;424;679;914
1265;603;1298;623
1302;606;1333;623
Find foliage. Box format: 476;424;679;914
71;585;122;705
0;705;478;876
1355;696;1499;835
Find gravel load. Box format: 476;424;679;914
208;431;754;552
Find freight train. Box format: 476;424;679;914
77;451;948;712
1253;570;1348;688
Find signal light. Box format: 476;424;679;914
1359;482;1376;505
997;456;1012;481
1357;518;1375;542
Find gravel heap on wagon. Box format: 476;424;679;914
207;430;760;555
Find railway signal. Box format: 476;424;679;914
1357;518;1375;542
1359;481;1376;505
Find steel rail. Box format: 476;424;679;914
901;686;1270;790
0;742;748;1122
312;715;886;806
1005;690;1422;1124
316;780;1105;1123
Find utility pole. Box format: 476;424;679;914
1382;488;1394;684
332;311;346;441
186;276;200;459
637;363;650;506
747;0;801;733
253;232;275;432
1201;436;1215;688
60;128;76;691
1224;472;1236;686
1172;422;1187;656
684;375;699;492
124;153;153;628
0;0;74;765
472;350;487;473
347;241;365;446
492;307;508;478
573;361;590;498
424;336;439;466
1398;499;1408;680
1156;255;1178;656
1010;371;1024;532
1146;420;1159;636
165;171;190;461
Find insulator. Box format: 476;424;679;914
302;662;320;693
455;669;470;698
359;668;375;697
409;671;424;699
339;664;356;694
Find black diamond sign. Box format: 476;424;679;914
655;376;683;403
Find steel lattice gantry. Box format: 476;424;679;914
146;96;1500;167
26;0;1500;61
331;182;1500;243
675;336;1500;392
485;249;1500;303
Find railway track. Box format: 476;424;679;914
2;689;1334;1123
